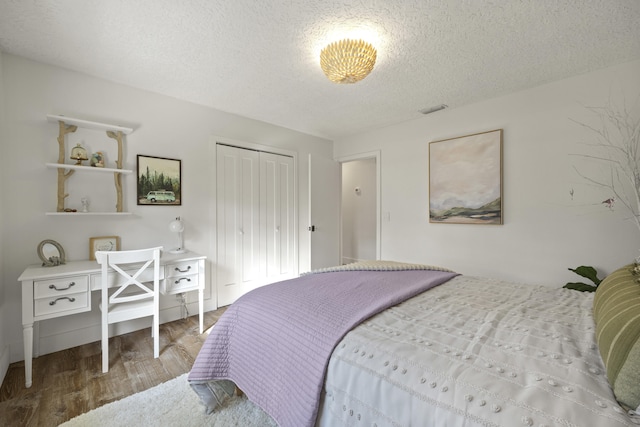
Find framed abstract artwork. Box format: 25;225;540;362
429;129;503;224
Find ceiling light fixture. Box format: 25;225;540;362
320;39;377;84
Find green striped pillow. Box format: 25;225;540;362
593;264;640;410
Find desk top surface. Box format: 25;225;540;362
19;250;206;281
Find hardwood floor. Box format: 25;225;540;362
0;308;227;427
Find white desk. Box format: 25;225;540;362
18;251;206;388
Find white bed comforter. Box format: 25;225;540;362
317;275;635;427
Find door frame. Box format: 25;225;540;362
337;150;381;261
209;136;298;307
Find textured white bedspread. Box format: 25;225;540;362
317;275;635;426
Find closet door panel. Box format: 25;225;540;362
277;156;295;277
216;147;238;292
260;152;295;281
216;145;259;306
260;155;276;278
240;155;260;284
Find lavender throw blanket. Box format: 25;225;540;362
188;267;457;427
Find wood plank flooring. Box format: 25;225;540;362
0;307;227;427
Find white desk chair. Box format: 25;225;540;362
95;246;162;373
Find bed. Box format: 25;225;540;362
188;261;640;426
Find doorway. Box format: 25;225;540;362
339;151;380;264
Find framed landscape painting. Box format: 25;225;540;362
137;155;181;205
429;129;503;224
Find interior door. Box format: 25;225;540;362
308;153;340;270
260;152;295;282
216;144;260;306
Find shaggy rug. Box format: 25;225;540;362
59;374;277;427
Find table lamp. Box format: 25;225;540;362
169;216;186;253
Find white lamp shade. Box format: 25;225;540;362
169;217;185;253
169;219;184;233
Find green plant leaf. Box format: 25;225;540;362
568;266;602;285
563;282;597;292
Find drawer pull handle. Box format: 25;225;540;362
174;266;192;273
49;282;75;291
49;296;76;306
175;277;192;284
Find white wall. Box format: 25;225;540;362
0;54;333;367
334;60;640;286
341;159;376;263
0;51;8;383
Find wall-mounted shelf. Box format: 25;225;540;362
45;163;133;174
46;114;133;135
46;115;135;214
45;212;133;216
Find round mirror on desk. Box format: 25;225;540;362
37;239;66;266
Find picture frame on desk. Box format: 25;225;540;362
89;236;120;260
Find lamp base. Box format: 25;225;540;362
169;248;186;254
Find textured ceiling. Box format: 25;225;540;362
1;0;639;140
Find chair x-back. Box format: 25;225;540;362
95;246;162;373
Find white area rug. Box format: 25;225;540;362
59;374;277;427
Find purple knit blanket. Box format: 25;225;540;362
188;269;457;427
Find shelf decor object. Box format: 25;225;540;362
320;39;377;84
37;239;66;266
70;144;88;165
89;235;121;260
90;151;105;167
46;115;134;215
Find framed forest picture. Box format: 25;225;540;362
137;155;182;205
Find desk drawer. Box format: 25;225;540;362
163;273;199;293
34;291;89;317
166;260;199;279
34;275;88;299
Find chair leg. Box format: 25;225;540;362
152;316;159;358
102;321;109;373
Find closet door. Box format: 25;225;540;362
216;145;260;307
260;152;295;283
